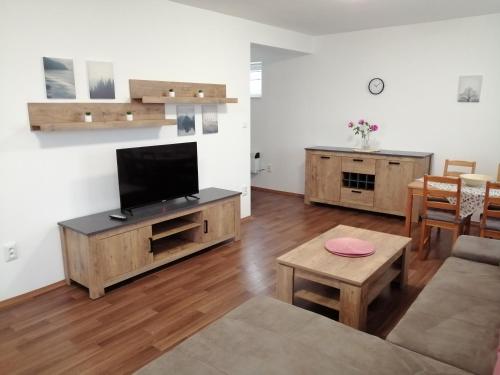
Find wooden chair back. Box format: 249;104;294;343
482;181;500;222
497;164;500;181
423;175;461;220
443;159;476;177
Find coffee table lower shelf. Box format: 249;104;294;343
294;288;340;311
294;267;400;313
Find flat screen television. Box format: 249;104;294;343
116;142;199;211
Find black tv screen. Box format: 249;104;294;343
116;142;199;210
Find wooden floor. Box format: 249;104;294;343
0;190;469;374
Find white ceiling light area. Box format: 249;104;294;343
170;0;500;35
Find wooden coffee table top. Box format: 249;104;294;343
277;225;411;286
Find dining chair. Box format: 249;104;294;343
419;175;471;260
480;181;500;239
443;159;476;177
497;163;500;181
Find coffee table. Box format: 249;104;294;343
276;225;411;331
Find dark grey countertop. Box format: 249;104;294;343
305;146;433;158
58;188;241;236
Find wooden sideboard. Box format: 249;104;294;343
58;188;241;299
304;147;432;216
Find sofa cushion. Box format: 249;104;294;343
136;296;469;375
452;235;500;266
387;257;500;375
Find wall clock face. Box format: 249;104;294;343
368;78;384;95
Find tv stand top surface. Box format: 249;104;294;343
58;188;241;236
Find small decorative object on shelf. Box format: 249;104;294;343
84;112;92;123
168;89;175;97
126;111;133;121
348;119;379;150
197;89;204;98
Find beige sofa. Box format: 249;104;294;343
137;235;500;375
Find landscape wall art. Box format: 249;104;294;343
87;61;115;99
177;105;196;136
43;57;76;99
202;105;218;134
457;75;482;103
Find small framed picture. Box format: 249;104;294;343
457;75;482;103
202;105;218;134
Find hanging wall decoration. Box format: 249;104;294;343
87;61;115;99
202;105;218;134
177;105;196;136
43;57;76;99
457;75;482;103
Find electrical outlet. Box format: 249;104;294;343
266;164;272;173
241;185;248;196
4;242;18;262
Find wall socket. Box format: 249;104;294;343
266;164;272;173
4;242;18;262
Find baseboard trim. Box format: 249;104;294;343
0;280;66;311
241;215;254;223
251;186;304;198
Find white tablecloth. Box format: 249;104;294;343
427;181;500;218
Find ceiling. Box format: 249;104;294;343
170;0;500;35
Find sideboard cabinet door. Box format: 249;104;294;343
374;160;414;214
308;153;341;203
96;226;153;281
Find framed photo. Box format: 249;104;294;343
457;75;482;103
87;61;115;99
202;105;218;134
177;105;196;136
43;57;76;99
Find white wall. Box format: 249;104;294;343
252;14;500;193
0;0;313;300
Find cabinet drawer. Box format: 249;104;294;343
341;157;376;174
341;188;374;207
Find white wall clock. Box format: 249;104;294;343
368;78;384;95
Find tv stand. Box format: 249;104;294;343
121;207;134;216
185;194;200;200
58;188;241;299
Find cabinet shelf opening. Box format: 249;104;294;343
342;172;375;191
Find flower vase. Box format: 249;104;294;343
361;133;370;150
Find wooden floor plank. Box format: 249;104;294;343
0;190;460;374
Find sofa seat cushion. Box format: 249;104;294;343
387;257;500;375
452;235;500;266
136;296;469;375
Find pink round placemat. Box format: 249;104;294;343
324;237;375;257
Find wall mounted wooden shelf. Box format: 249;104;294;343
130;79;238;105
28;102;173;132
141;96;238;104
31;119;176;132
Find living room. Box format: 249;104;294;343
1;0;499;374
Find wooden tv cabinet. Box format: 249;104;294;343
58;188;241;299
304;147;432;216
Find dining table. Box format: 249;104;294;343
404;178;500;237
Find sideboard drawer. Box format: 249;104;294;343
341;157;376;174
341;188;374;207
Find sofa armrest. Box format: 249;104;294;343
452;235;500;266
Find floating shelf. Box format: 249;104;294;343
28;102;173;132
141;96;238;104
31;119;176;132
130;79;238;105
